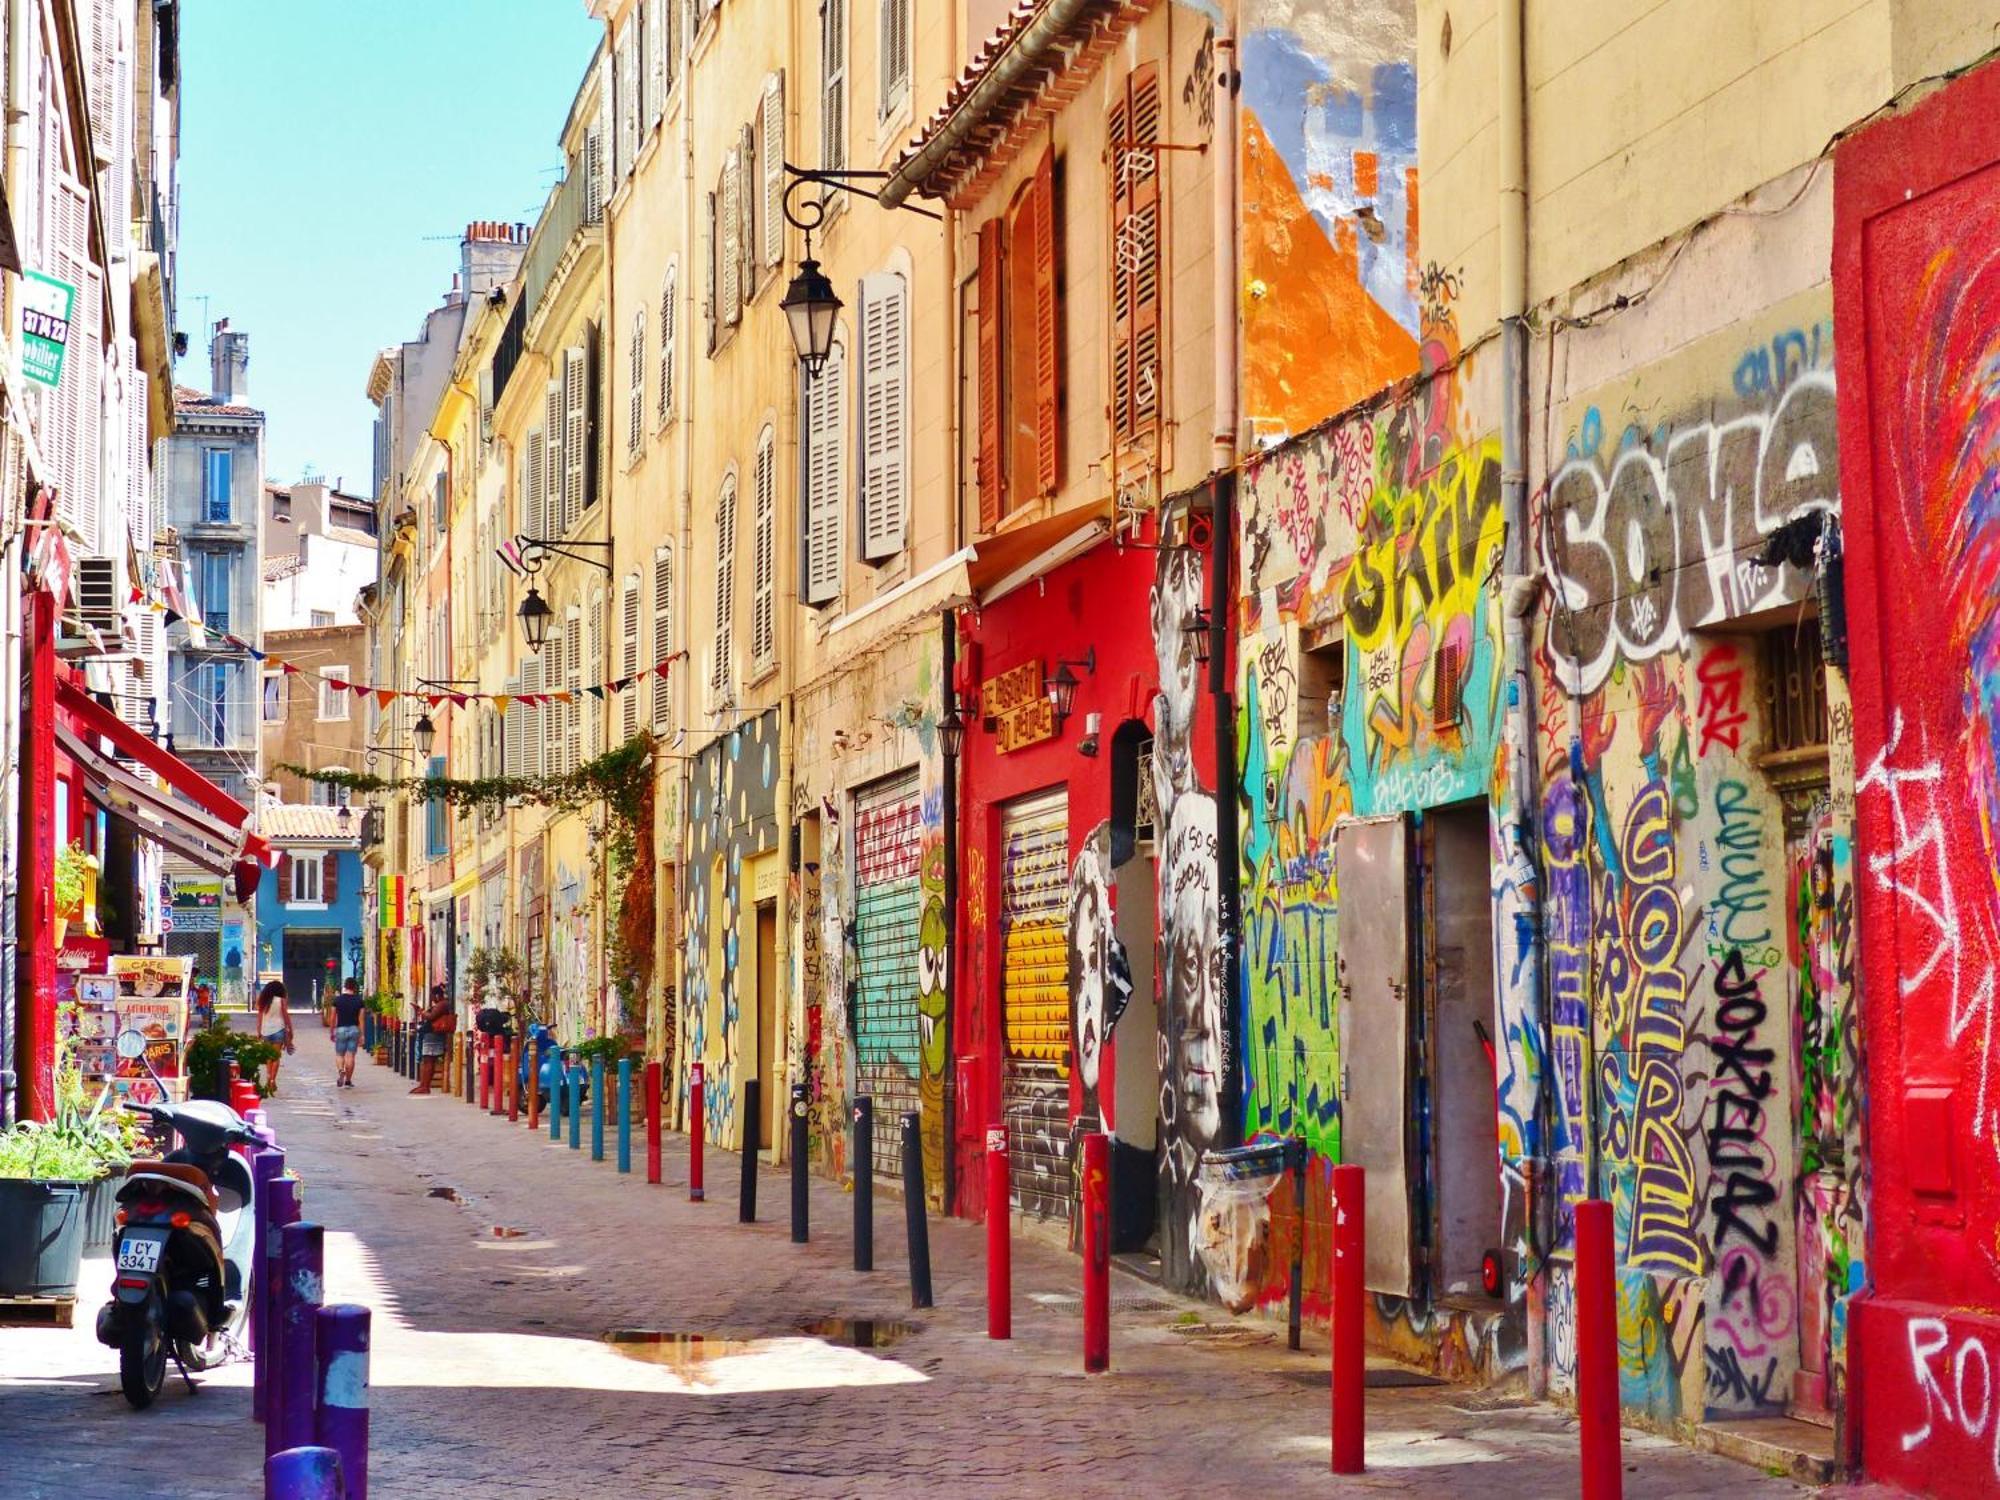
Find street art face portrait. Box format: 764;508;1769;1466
1161;795;1224;1163
1067;826;1115;1114
1149;544;1206;804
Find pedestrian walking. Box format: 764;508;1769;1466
411;983;455;1095
257;978;295;1094
327;978;366;1088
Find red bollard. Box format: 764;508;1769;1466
489;1036;505;1116
476;1035;489;1110
526;1041;541;1131
645;1061;663;1184
688;1063;706;1201
1331;1163;1366;1475
986;1127;1010;1340
507;1036;521;1123
1576;1198;1623;1500
1081;1132;1110;1372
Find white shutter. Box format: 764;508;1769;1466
739;124;757;301
616;20;637;184
127;367;150;550
585;589;604;759
858;271;909;561
522;653;545;778
720;150;741;328
543;379;563;534
565;609;583;773
821;0;847;174
627;310;645;454
712;477;736;693
584;121;605;224
647;0;665;123
802;336;844;605
523;427;545;539
656;262;677;426
504;676;523;777
752;429;776;667
762;73;785;269
879;0;909;119
620;572;641;741
651;545;674;731
72;267;104;554
563;346;586;530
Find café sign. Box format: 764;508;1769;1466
983;660;1055;753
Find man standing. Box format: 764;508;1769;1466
328;977;366;1089
411;983;453;1095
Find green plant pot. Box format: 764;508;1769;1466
79;1173;119;1254
0;1178;87;1297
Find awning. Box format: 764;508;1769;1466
970;504;1113;603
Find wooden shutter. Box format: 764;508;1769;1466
563;345;586;528
543;379;563;533
879;0;909;118
821;0;847;174
616;20;637;183
704;189;719;352
585;589;604;758
739;123;758;301
657;262;677;425
752;429;776;666
645;0;663;125
712;477;736;693
324;854;339;905
651;546;674;731
278;855;292;903
504;676;523;777
628;310;645;454
522;654;544;778
762;73;785;268
1110;65;1162;447
566;607;583;771
1030;147;1060;497
620;572;641;741
976;218;1003;533
584;323;601;509
524;428;545;538
802;336;844;605
858;271;908;561
720;151;742;327
584;120;605;224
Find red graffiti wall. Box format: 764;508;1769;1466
1834;56;2000;1495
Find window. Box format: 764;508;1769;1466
657;262;678;427
761;73;785;270
543;375;563;532
561;336;595;524
566;605;584;770
976;148;1061;529
309;779;350;808
205;661;233;747
319;665;350;722
1109;65;1163;449
858;271;909;561
651;545;674;731
821;0;847;175
878;0;910;121
202;447;232;522
262;671;284;722
705;189;719;353
1299;633;1345;743
289;855;325;905
523;423;546;538
310;609;334;628
424;757;448;859
801;334;845;605
627;308;646;456
738;122;758;302
719;149;742;331
616;17;638;183
199;551;232;634
620;572;642;742
752;428;776;668
712;475;737;695
585;588;605;759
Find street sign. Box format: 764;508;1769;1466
20;271;74;388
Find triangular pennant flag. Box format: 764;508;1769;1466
491;695;511;715
554;691;573;705
128;587;142;604
654;663;671;679
163;608;182;627
585;685;604;701
246;646;266;661
282;661;301;675
150;599;167;613
449;693;469;708
426;695;444;709
376;689;396;710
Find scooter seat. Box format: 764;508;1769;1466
123;1159;220;1214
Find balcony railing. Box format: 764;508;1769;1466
519;163;601;338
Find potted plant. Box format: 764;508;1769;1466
183;1020;279;1104
51;841;96;947
0;1124;100;1298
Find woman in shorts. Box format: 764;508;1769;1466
256;979;294;1093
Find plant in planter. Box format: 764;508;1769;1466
182;1022;280;1103
51;841;98;944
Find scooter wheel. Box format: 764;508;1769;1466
119;1312;166;1409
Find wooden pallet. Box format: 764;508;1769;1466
0;1295;77;1328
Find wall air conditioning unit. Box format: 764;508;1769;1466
56;557;134;659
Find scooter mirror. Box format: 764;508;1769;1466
114;1027;148;1061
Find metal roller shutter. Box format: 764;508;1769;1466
999;788;1070;1221
852;772;923;1179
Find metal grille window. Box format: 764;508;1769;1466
1761;627;1829;755
852;773;924;1179
999;788;1071;1221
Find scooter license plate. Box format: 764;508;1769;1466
115;1235;163;1273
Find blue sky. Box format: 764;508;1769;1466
171;1;601;495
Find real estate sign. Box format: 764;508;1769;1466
20;270;74;388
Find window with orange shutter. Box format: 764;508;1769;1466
1110;64;1162;449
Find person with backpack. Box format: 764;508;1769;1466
411;982;455;1095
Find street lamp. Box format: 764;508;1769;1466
412;713;436;758
938;698;966;760
1046;648;1095;725
335;804;353;836
518;584;554;654
1185;606;1213;665
781;258;842;378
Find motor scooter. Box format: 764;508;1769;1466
517;1023;585;1107
94;1029;258;1408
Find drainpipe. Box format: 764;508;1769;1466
0;0;32;1125
1211;0;1240;474
669;52;697;1126
940;607;959;1212
1497;0;1551;1400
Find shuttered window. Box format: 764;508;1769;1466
543;379;563;533
704;189;719;353
1030;148;1060;497
719;149;742;329
521;653;545;779
627;309;646;455
660;0;679;105
801;335;845;605
1109;65;1162;449
656;261;677;427
522;428;544;539
615;19;637;183
857;271;908;562
712;476;736;696
562;343;587;527
878;0;909;120
651;546;674;732
585;589;605;759
619;572;641;742
975;218;1003;533
752;428;776;669
738;123;758;302
584;119;605;224
821;0;847;175
643;0;661;127
565;606;583;772
504;676;523;777
761;73;785;269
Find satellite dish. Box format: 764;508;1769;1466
115;1027;148;1061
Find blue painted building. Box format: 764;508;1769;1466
255;803;366;1010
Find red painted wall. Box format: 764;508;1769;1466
1834;56;2000;1495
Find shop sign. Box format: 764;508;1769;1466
171;877;223;909
20;270;74;387
983;660;1055;753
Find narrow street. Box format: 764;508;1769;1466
0;1021;1825;1499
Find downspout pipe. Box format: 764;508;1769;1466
940;608;959;1212
1212;3;1239;472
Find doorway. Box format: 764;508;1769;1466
755;900;779;1157
283;930;343;1014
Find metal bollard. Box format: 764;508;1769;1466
528;1042;542;1132
508;1036;521;1123
1288;1138;1306;1352
790;1084;809;1243
276;1221;324;1455
1576;1198;1623;1500
852;1097;873;1272
690;1063;706;1200
1331;1163;1366;1475
250;1147;286;1422
462;1035;474;1102
901;1112;933;1309
265;1445;343;1500
568;1063;584;1152
477;1035;489;1110
986;1127;1009;1338
645;1061;663;1184
261;1179;302;1445
738;1079;760;1222
1082;1133;1110;1373
548;1052;562;1141
315;1305;370;1500
617;1057;633;1173
590;1056;606;1161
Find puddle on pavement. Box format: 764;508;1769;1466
795;1317;918;1349
426;1186;461;1201
604;1331;754;1380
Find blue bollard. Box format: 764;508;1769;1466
261;1179;301;1448
265;1445;343;1500
549;1054;563;1141
277;1222;324;1455
250;1148;286;1423
568;1063;583;1151
616;1057;633;1174
315;1305;370;1500
591;1056;606;1162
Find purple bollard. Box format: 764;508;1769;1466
315;1305;370;1500
276;1222;325;1455
265;1445;344;1500
250;1148;286;1422
260;1178;302;1446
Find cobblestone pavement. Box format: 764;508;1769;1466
2;1027;1847;1497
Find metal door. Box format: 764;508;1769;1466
852;772;924;1179
1335;814;1414;1296
1000;788;1071;1221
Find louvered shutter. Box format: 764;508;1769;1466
802;336;844;605
628;310;645;454
522;654;544;778
324;854;339;905
127;366;149;548
712;477;736;693
585;590;604;759
566;608;583;771
705;190;719;352
879;0;909;119
657;263;677;425
1111;67;1162;447
523;427;545;538
720;151;741;328
584;121;605;223
1031;147;1060;496
563;346;586;529
620;572;641;741
752;430;775;667
278;855;292;904
976;218;1003;532
504;676;523;776
583;324;601;509
738;123;757;301
822;0;847;173
762;73;785;268
651;546;674;731
616;21;637;183
858;272;908;561
543;380;563;533
73;268;104;552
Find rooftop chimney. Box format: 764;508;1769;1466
210;319;249;404
461;219;531;302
